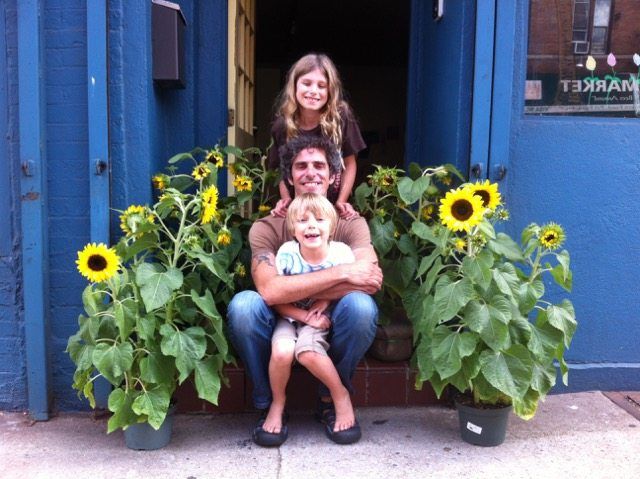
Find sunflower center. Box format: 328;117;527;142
87;254;108;272
475;190;490;207
452;199;474;221
544;232;558;243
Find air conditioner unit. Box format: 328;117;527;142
573;41;590;55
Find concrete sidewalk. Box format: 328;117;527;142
1;391;639;479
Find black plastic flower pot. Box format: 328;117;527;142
124;404;176;450
455;400;511;447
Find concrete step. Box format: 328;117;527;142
174;357;439;413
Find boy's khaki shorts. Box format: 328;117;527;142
272;318;330;359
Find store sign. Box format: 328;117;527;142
525;1;640;118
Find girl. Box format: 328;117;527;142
267;53;366;220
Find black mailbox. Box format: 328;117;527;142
152;0;187;88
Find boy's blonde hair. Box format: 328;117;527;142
275;53;350;148
286;193;338;238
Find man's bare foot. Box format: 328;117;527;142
262;402;285;433
331;388;355;432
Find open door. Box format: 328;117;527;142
406;0;477;177
227;0;256;194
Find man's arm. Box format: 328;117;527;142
252;247;382;306
308;245;382;300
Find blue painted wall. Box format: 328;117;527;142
44;0;91;410
0;0;27;411
0;0;228;411
108;0;227;224
497;2;640;390
1;0;637;413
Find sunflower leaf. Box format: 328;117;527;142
160;324;207;383
92;342;134;385
488;233;525;262
548;263;572;292
433;275;474;323
194;356;223;405
479;345;533;400
369;217;396;256
135;263;184;312
167;152;194;164
131;386;171;430
397;176;431;205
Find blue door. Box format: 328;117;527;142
490;1;640;390
406;0;477;177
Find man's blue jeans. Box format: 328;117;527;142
227;290;378;409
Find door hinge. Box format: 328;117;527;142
227;108;235;127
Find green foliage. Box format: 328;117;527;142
356;165;576;420
356;163;456;323
67;145;277;431
411;202;575;419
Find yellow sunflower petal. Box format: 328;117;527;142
469;180;502;211
439;187;485;232
192;163;212;180
201;185;219;224
232;176;253;192
539;222;565;250
76;243;120;282
217;229;232;246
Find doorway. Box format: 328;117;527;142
254;0;410;186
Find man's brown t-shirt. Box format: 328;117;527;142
249;215;372;258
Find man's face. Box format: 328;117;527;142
288;147;335;196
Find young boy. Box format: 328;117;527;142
254;193;359;446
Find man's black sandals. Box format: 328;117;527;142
252;409;288;447
315;399;361;445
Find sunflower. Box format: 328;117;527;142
192;163;211;180
421;204;434;220
152;174;169;190
469;180;501;211
217;228;232;246
439;187;485;232
368;167;400;191
120;205;155;237
201;185;219;224
76;243;120;283
205;149;224;168
234;263;246;278
233;175;253;192
538;223;565;250
454;238;466;252
258;204;271;216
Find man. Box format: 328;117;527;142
227;135;382;446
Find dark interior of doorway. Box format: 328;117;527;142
255;0;410;187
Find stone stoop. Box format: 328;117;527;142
174;358;440;414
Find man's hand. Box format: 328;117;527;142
335;202;360;220
341;260;383;290
271;198;291;217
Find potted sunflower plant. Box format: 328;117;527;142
411;180;576;446
67;145;276;449
353;163;460;361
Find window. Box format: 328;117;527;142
572;0;590;54
525;0;640;117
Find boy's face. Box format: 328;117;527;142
292;210;332;252
289;147;335;196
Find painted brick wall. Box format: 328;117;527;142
44;0;91;410
0;0;27;411
0;0;227;411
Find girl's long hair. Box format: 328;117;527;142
274;53;350;148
